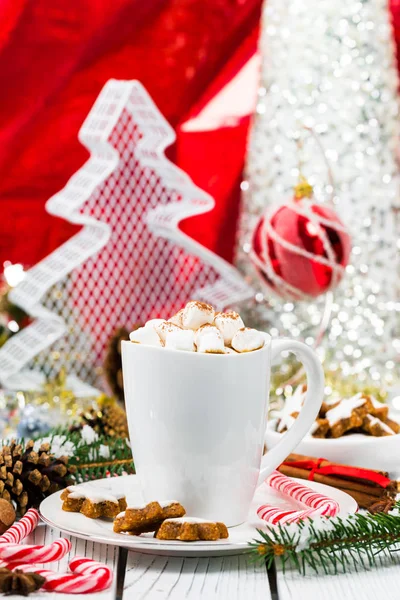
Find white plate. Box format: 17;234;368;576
40;475;357;557
265;426;400;472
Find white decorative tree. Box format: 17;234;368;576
237;0;400;389
0;80;249;389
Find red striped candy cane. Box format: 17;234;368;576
267;471;339;515
257;505;319;525
0;509;39;544
257;470;339;524
0;538;71;564
16;557;113;593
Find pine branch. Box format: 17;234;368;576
77;458;134;469
0;425;133;511
248;504;400;575
74;461;135;482
5;426;136;484
42;428;135;481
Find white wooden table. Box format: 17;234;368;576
9;524;400;600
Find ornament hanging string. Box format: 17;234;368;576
297;125;336;204
252;126;348;387
285;290;333;388
251;124;349;300
293;127;342;295
287;125;335;385
287;127;337;385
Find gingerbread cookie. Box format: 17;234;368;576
274;388;400;440
384;417;400;434
276;412;298;433
309;418;330;438
362;414;396;437
155;517;229;541
319;398;341;418
276;385;307;434
113;501;185;535
369;396;389;420
325;394;371;438
61;485;127;519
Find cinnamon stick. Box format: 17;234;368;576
277;464;390;498
343;488;393;511
287;453;391;479
278;453;398;510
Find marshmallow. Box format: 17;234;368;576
129;326;162;346
231;328;265;353
214;311;244;345
195;325;224;354
145;318;166;329
181;301;215;330
155;321;182;343
224;346;237;354
165;329;195;352
168;309;184;328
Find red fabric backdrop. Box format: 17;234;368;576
1;0;399;270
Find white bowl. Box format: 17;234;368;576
265;427;400;473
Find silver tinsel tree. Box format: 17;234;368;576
237;0;400;389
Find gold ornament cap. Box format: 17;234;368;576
294;175;313;200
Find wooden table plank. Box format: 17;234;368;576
123;552;272;599
277;554;400;600
15;523;400;600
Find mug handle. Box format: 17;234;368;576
257;338;324;486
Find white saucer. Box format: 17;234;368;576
40;475;357;557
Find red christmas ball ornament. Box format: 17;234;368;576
250;179;351;300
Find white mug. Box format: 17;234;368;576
122;335;324;526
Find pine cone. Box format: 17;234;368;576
79;395;129;439
0;441;74;515
104;325;140;402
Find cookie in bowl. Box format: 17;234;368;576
265;387;400;471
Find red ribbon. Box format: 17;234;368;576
282;459;392;488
